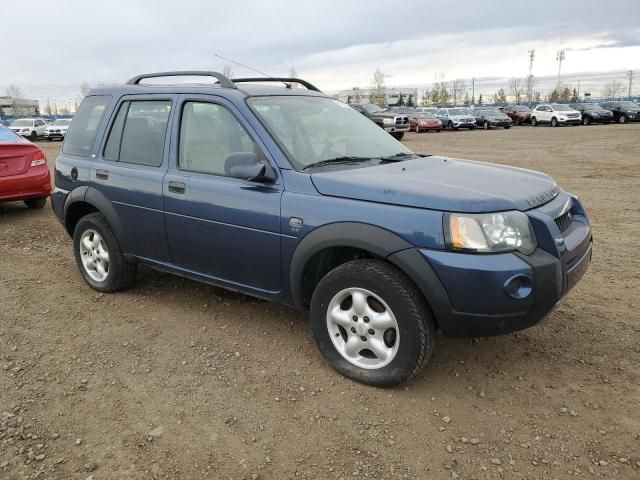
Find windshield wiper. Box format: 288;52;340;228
302;156;375;171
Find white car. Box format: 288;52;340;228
45;118;72;141
531;104;581;127
9;118;48;140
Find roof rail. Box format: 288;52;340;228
126;71;236;89
231;77;322;92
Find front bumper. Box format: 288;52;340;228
46;131;66;138
388;194;592;337
383;125;410;133
558;118;581;124
453;121;475;128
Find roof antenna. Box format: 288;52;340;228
214;53;291;88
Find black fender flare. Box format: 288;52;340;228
65;186;128;252
289;222;438;308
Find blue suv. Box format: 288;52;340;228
52;72;592;386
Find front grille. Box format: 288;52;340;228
567;113;579;118
395;116;409;125
555;210;573;233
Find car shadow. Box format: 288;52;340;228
0;200;49;219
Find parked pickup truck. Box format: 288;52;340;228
51;72;592;387
350;103;410;140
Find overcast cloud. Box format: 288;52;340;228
3;0;639;105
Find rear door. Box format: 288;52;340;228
91;95;175;262
163;95;283;293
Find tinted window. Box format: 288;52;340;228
179;102;257;176
63;95;111;156
103;100;171;167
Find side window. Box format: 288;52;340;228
179;102;258;176
63;95;111;156
103;100;171;167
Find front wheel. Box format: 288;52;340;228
415;125;420;133
30;131;37;141
447;121;454;131
24;197;47;209
515;117;521;126
531;117;538;126
483;121;490;130
551;117;559;127
310;259;435;387
619;115;627;124
73;213;137;293
504;125;511;129
583;117;591;125
391;132;404;140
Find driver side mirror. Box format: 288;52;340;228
224;152;275;182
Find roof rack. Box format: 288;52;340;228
126;71;236;89
231;77;322;92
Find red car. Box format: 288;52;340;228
409;112;442;132
0;125;51;209
503;105;532;125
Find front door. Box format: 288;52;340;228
163;96;283;293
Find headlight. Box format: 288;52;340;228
447;211;536;254
382;118;394;125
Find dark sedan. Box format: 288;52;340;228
569;103;614;125
473;108;512;129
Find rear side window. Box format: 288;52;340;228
63;95;111;156
103;100;171;167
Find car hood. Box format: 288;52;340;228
447;115;473;121
310;156;559;213
372;111;404;119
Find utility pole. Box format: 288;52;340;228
556;50;565;90
472;77;475;104
626;70;635;98
527;49;535;103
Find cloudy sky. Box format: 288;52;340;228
3;0;640;107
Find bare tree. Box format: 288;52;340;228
421;89;431;106
222;65;234;79
509;77;525;104
526;49;535;103
602;79;624;99
371;68;387;107
44;98;53;115
6;84;26;116
450;78;466;105
433;72;449;106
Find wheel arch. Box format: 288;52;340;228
290;223;417;310
64;187;127;251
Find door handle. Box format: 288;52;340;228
168;181;186;194
96;169;109;180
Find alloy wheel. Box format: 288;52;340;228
79;229;110;282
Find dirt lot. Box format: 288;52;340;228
1;124;639;480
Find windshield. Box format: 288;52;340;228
552;104;574;111
11;119;32;127
619;101;639;108
416;112;436;119
447;109;466;116
479;109;502;116
249;96;411;170
361;103;384;114
514;106;531;112
583;104;605;110
54;119;71;126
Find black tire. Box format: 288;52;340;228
436;129;441;132
310;259;435;387
30;131;37;141
447;121;454;131
582;116;591;126
619;115;627;124
469;126;475;130
391;132;404;140
483;120;490;130
551;117;559;127
24;197;47;209
531;117;538;126
415;125;420;133
46;137;53;141
515;117;521;126
504;125;511;129
73;212;137;293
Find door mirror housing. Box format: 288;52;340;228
224;152;275;182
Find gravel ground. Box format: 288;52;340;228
1;124;639;479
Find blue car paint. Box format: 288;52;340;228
52;83;593;338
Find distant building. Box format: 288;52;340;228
0;96;40;116
336;87;419;107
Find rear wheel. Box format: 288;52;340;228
24;197;47;209
73;213;137;292
447;121;454;131
30;131;37;141
551;117;559;127
310;259;435;387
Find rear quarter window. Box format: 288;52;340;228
63;95;111;156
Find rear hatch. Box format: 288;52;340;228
0;143;37;177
